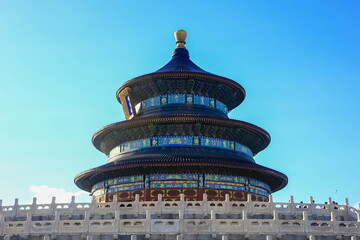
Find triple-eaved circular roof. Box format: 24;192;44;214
74;30;288;194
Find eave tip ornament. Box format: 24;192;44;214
174;29;187;48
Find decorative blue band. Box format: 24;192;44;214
109;136;253;158
91;173;270;197
135;94;228;114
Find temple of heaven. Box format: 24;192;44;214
74;30;288;203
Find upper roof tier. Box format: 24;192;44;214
155;47;209;74
116;30;246;120
154;29;214;73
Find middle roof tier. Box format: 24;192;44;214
92;116;271;157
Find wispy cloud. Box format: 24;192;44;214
29;185;89;204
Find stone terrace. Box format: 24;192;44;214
1;194;359;240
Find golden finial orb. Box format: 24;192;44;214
174;29;187;48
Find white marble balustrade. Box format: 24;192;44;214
0;194;359;240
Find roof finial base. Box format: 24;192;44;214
174;30;187;48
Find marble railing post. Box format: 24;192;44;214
70;196;76;213
0;199;3;212
25;212;31;234
243;210;248;233
343;198;351;219
328;197;332;210
135;194;140;202
309;196;314;212
247;194;252;213
178;209;184;233
331;211;339;234
247;194;252;202
114;210;120;233
331;212;335;221
14;198;19;216
211;210;216;232
50;197;56;213
273;210;278;221
54;209;60;234
272;210;280;236
303;211;309;234
134;194;140;214
145;210;151;233
224;194;230;214
268;195;274;212
83;211;90;234
31;197;37;215
340;197;348;214
203;193;207;202
112;194;118;203
112;195;118;213
179;194;185;214
203;193;208;216
289;196;295;214
156;194;162;217
89;196;96;215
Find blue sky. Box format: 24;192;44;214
0;1;359;206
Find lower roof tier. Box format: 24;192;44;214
92;116;271;156
74;146;287;193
